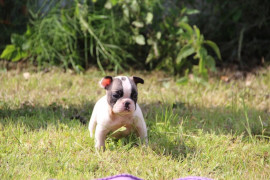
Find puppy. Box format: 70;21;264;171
89;76;148;149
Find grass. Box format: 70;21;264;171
0;67;270;179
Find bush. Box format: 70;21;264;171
0;0;220;77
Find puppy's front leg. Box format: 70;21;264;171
95;124;109;150
89;113;97;138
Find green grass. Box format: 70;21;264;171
0;67;270;179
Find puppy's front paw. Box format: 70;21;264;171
95;145;105;152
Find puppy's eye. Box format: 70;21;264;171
132;93;137;99
112;90;123;99
113;94;120;98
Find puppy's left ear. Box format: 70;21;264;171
132;76;144;85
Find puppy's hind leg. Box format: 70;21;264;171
134;117;148;145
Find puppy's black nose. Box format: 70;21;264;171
124;102;130;108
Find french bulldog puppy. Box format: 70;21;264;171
89;76;148;149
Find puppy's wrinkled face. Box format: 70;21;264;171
100;76;144;114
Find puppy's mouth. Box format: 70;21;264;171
111;101;134;114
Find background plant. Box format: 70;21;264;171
115;0;221;77
0;0;227;77
0;26;31;62
2;0;269;74
28;0;133;72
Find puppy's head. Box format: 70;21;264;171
100;76;144;114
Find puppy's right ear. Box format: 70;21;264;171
100;76;113;89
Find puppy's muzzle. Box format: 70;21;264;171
124;101;131;110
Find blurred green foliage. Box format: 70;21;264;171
0;0;223;77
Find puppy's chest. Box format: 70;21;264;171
110;115;136;130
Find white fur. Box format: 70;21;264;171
115;76;132;98
89;95;148;149
112;98;135;114
111;76;136;114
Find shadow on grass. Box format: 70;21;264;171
0;101;95;130
0;100;269;159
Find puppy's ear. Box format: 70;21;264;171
100;76;113;89
132;76;144;85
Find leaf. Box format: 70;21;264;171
22;41;30;51
178;22;193;38
110;126;127;136
186;8;200;15
134;35;145;45
156;32;161;39
12;49;27;62
89;15;108;21
25;25;32;37
146;52;154;64
0;45;28;61
146;12;153;24
181;7;187;15
204;40;221;60
130;0;139;13
75;2;80;17
0;45;16;60
177;76;189;85
147;38;153;45
110;0;118;6
104;1;112;9
177;28;184;35
176;45;195;64
74;65;84;72
205;55;216;71
198;47;207;58
123;5;129;19
179;16;189;24
132;21;144;28
11;34;25;47
197;47;208;74
194;25;201;42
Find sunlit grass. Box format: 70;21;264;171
0;67;269;179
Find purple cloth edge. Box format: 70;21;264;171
95;174;212;180
96;174;143;180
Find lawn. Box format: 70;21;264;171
0;67;269;179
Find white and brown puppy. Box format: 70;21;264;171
89;76;147;149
